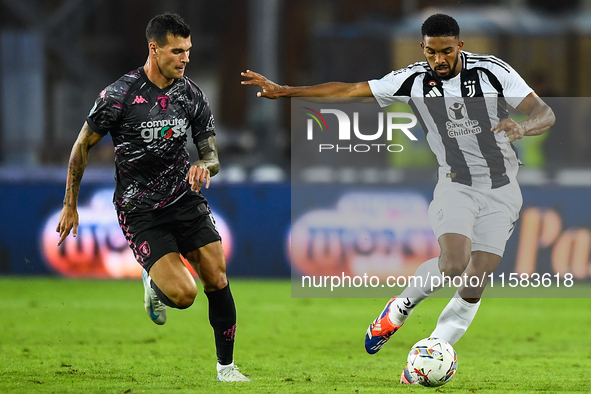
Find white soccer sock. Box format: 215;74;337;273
389;257;443;325
217;361;234;372
430;293;480;345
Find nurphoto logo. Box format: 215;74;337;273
303;107;418;153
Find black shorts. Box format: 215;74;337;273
117;191;221;272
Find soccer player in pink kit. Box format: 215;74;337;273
57;13;250;382
242;13;554;383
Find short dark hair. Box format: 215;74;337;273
146;13;191;47
421;14;460;38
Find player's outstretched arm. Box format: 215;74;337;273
56;122;103;246
492;92;555;143
241;70;373;99
187;135;219;192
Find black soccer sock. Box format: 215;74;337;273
150;280;183;309
205;284;236;366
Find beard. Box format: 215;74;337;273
433;52;460;80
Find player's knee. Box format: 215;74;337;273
172;285;197;309
174;292;196;309
202;274;228;292
439;251;470;277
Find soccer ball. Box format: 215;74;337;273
406;337;457;387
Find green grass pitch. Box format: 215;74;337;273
0;278;590;393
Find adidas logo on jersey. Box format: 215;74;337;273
425;87;442;97
132;95;148;104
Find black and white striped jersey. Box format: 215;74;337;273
368;51;533;188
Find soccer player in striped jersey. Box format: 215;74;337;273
242;13;555;383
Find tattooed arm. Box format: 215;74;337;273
186;135;219;192
56;122;104;245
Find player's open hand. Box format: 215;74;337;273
55;206;79;246
187;162;210;192
492;118;525;143
241;70;284;99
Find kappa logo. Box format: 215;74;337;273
132;95;148;104
425;87;442;97
223;324;237;341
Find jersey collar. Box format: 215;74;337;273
139;67;179;93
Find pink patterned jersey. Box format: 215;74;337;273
87;67;215;213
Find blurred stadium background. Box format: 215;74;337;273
1;0;591;283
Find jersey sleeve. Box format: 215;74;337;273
86;84;124;135
188;82;216;144
368;67;419;107
494;60;533;108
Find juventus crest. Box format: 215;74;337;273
464;80;476;97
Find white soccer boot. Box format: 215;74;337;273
142;269;167;325
217;363;252;382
